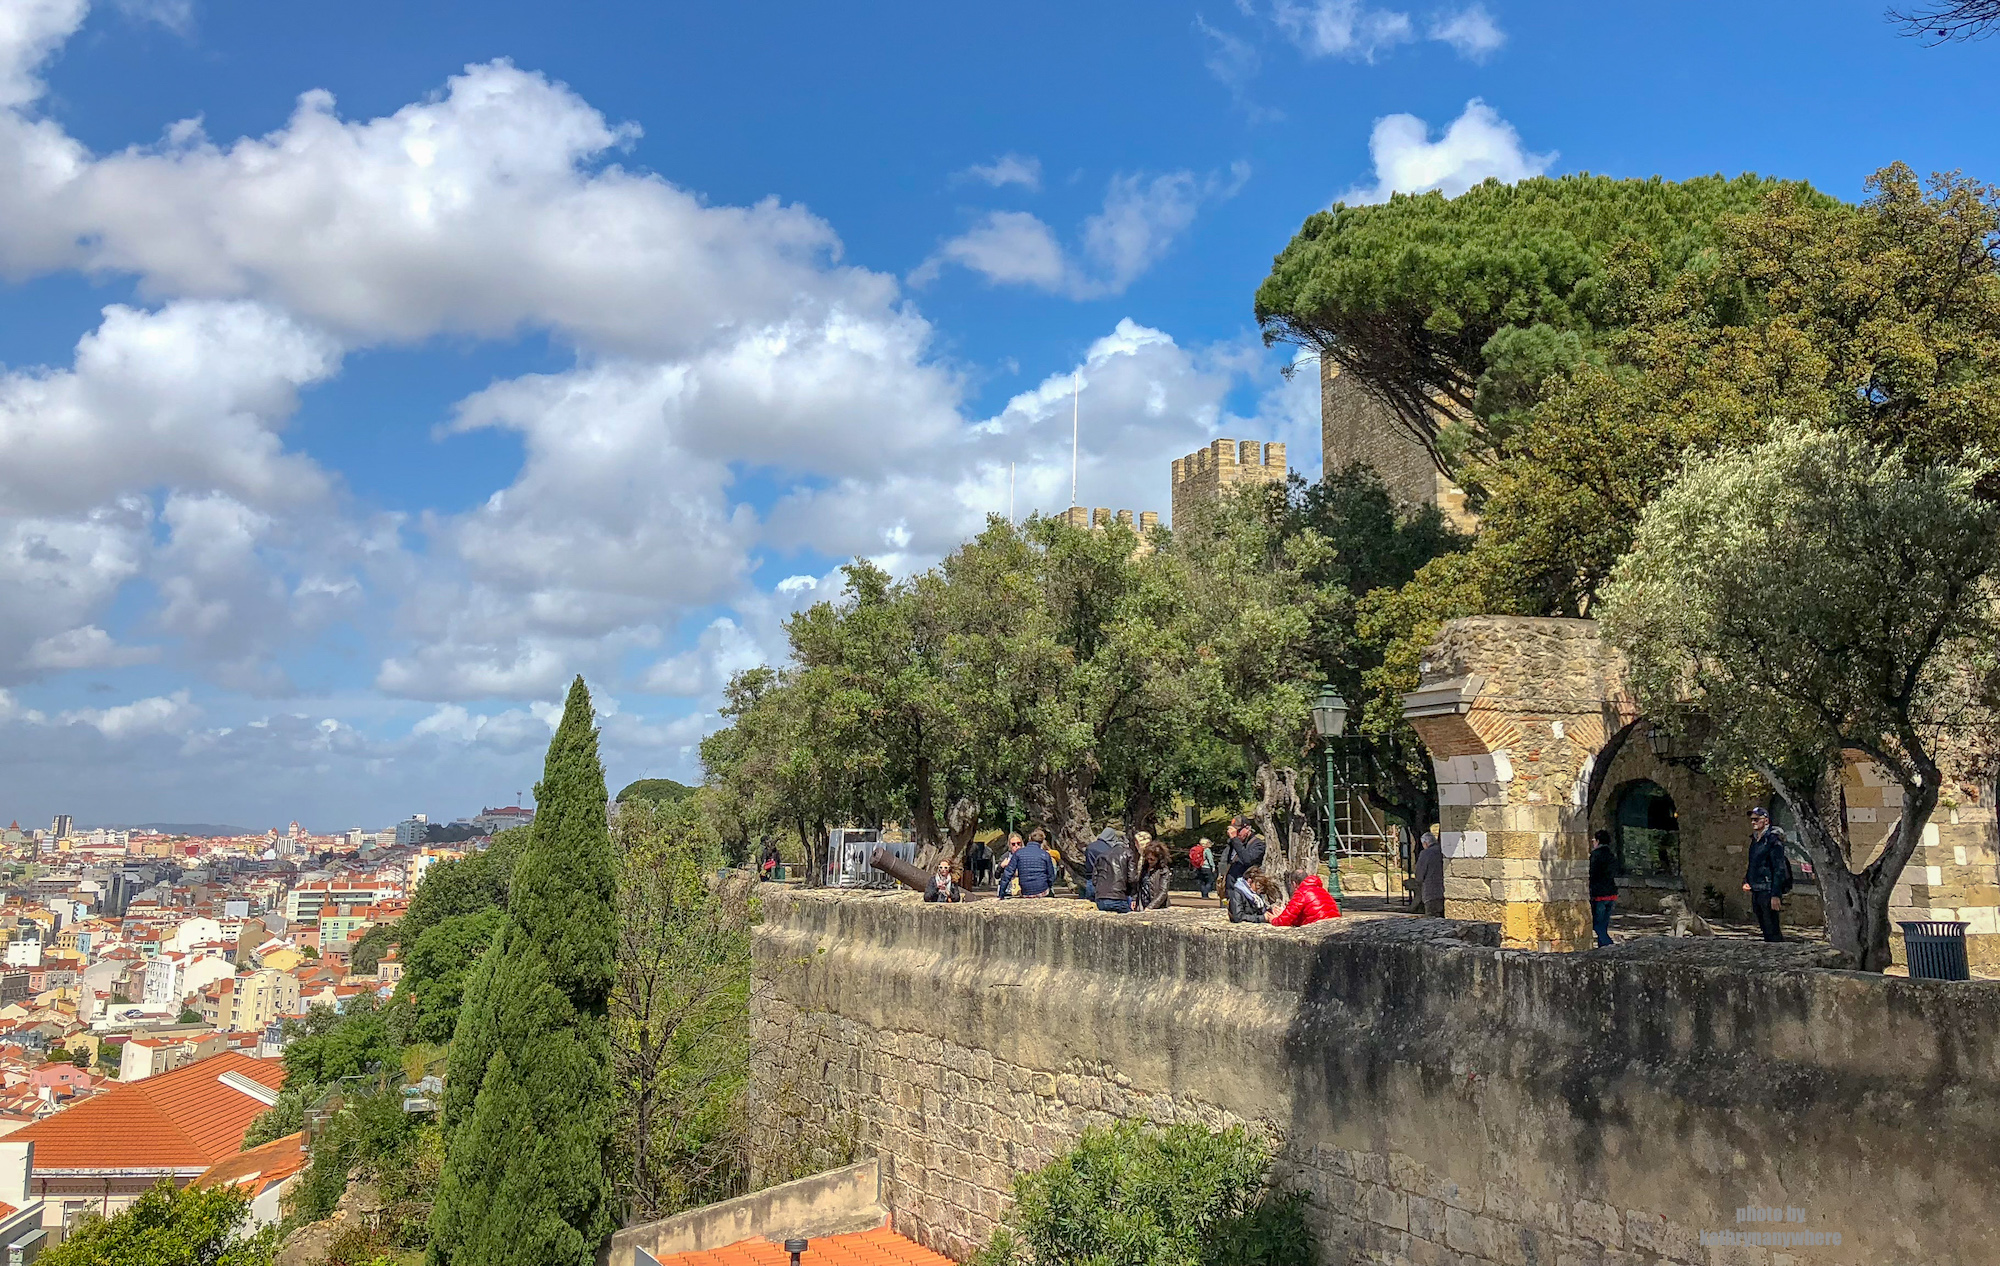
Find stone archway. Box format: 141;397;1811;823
1401;616;1635;950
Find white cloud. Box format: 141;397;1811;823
642;618;766;697
59;689;197;739
1253;0;1504;64
1430;5;1505;60
111;0;193;35
0;29;884;359
1342;99;1552;203
959;153;1041;190
1269;0;1414;61
21;625;158;671
919;168;1243;299
914;210;1067;290
0;0;86;109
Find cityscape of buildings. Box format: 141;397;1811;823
0;801;536;1250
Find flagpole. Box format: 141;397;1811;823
1070;371;1079;508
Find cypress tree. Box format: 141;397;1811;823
430;677;619;1266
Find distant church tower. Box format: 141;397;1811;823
1320;360;1474;529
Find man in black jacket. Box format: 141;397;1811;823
1742;807;1794;942
1090;829;1139;912
1224;816;1267;895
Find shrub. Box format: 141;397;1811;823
971;1120;1315;1266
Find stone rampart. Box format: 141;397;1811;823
750;889;2000;1265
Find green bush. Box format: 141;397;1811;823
971;1121;1315;1266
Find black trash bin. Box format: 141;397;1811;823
1900;920;1971;981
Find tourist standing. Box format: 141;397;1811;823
1742;807;1793;942
1135;834;1172;910
1413;831;1445;917
1224;816;1267;895
1189;837;1215;901
1589;829;1619;947
1083;827;1120;900
1091;829;1139;912
759;838;781;882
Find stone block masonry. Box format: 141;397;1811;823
1170;438;1286;527
750;888;2000;1265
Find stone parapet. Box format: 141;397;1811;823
750;890;2000;1266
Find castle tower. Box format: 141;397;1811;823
1169;438;1288;526
1321;361;1474;529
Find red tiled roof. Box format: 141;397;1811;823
12;1051;282;1171
195;1130;307;1192
653;1228;954;1266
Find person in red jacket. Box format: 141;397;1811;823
1270;874;1341;927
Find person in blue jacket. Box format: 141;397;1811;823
997;829;1058;898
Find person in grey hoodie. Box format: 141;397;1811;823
1413;831;1445;917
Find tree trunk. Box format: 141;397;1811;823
1759;759;1941;972
1254;762;1318;897
943;796;980;872
911;753;941;862
1126;780;1158;838
1027;764;1096;883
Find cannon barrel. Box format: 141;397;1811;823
870;846;929;893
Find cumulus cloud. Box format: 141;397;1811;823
0;2;1330;821
21;625;158;671
1342;99;1552;203
1430;5;1505;60
959;153;1041;190
918;167;1245;299
59;689;197;739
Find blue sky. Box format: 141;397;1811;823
0;0;1991;830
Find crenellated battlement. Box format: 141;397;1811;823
1169;438;1287;526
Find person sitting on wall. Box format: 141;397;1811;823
998;830;1057;899
1134;834;1173;910
924;860;965;903
1227;866;1280;924
1091;828;1140;913
1270;873;1341;927
1589;829;1620;947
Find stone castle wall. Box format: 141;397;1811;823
750;889;2000;1265
1319;362;1472;529
1170;438;1286;526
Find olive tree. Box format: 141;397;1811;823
1600;428;2000;970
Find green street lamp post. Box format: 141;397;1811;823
1311;685;1349;898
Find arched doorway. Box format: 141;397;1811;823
1614;780;1681;878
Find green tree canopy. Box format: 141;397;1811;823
616;778;695;806
41;1178;276;1266
1255;172;1818;472
430;676;617;1266
1600;427;2000;970
349;921;397;974
609;796;751;1221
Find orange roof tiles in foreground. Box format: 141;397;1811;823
195;1129;308;1192
652;1227;955;1266
11;1051;282;1172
